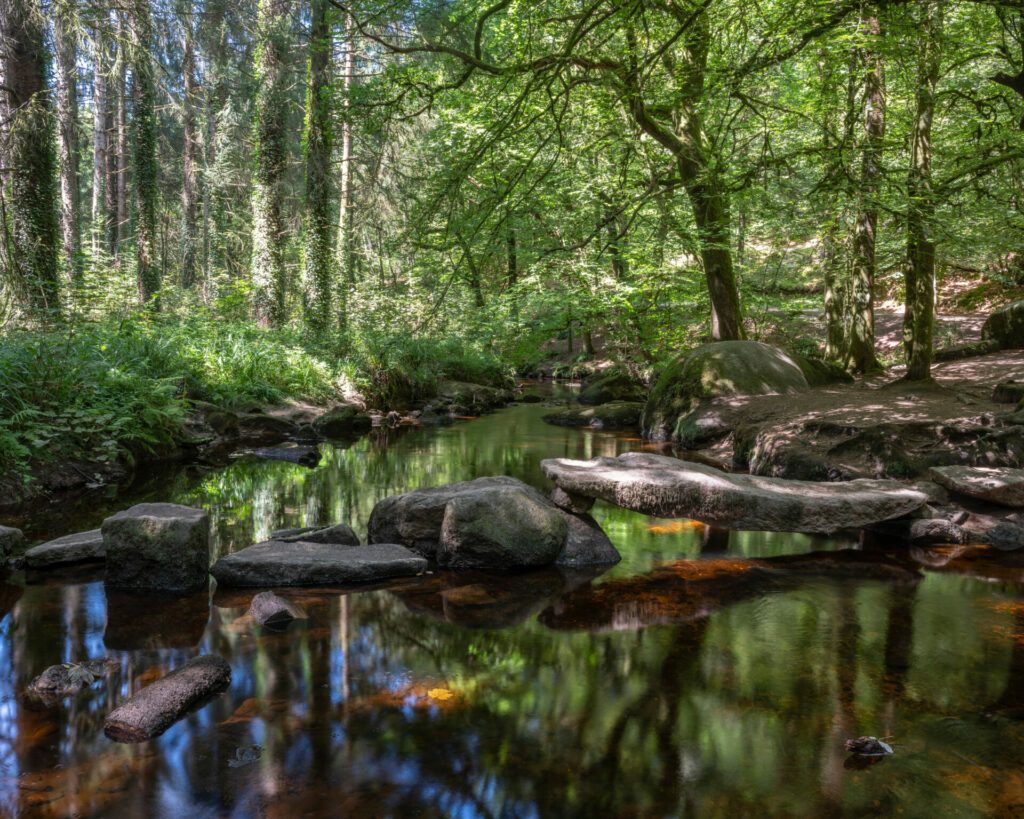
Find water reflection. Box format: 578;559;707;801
0;398;1022;815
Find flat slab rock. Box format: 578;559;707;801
211;541;427;587
929;466;1024;508
104;655;231;743
24;529;105;568
541;452;929;534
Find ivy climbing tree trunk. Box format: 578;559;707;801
849;7;885;374
0;0;60;314
336;7;356;328
180;6;200;289
251;0;291;327
303;0;334;334
54;0;81;280
130;0;159;307
904;0;943;381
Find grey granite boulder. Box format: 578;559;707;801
0;525;24;559
211;541;426;587
541;452;929;534
368;476;620;568
104;655;231;743
929;466;1024;508
102;503;210;591
247;591;308;627
24;529;104;568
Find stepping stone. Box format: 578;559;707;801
102;503;210;592
211;541;427;587
104;655;231;743
929;466;1024;508
24;529;104;568
541;452;929;534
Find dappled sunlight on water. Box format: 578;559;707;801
1;393;1023;816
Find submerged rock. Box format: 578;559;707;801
541;452;929;533
543;401;643;429
252;444;321;468
844;736;894;756
102;503;211;592
23;529;105;568
0;525;24;559
368;476;621;569
247;591;308;628
27;659;116;701
211;541;427;587
642;341;814;441
929;465;1024;508
104;655;231;743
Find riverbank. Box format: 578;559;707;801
0;314;515;509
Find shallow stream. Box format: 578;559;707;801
1;385;1022;817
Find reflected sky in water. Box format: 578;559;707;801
1;390;1023;816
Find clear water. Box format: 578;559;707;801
1;388;1022;817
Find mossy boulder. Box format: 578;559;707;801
982;301;1024;349
543;401;643;429
578;371;646;405
436;380;513;413
642;341;812;441
793;355;854;387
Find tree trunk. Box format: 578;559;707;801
336;7;356;326
303;0;334;333
849;9;885;374
903;0;943;381
54;0;81;279
506;222;517;287
130;0;159;307
251;0;292;327
180;8;200;289
115;10;127;258
90;12;108;261
0;0;60;313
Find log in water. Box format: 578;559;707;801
104;655;231;743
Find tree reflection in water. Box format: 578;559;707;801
0;401;1022;816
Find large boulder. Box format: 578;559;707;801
0;525;24;559
436;380;513;413
24;529;105;568
643;341;812;441
541;452;929;534
313;405;372;438
982;301;1024;349
102;503;211;591
368;477;620;568
578;371;646;406
211;541;427;587
438;487;567;569
543;401;643;429
929;466;1024;508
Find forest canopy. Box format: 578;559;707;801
1;0;1023;478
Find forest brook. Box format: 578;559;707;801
2;0;1024;816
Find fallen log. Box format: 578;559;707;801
104;655;231;742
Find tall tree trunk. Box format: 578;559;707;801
506;222;517;287
130;0;159;306
251;0;291;327
303;0;333;333
54;0;81;279
336;7;356;327
104;34;117;257
180;7;200;289
115;10;127;258
904;0;943;381
0;0;60;313
90;10;108;261
623;13;743;341
849;8;885;374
